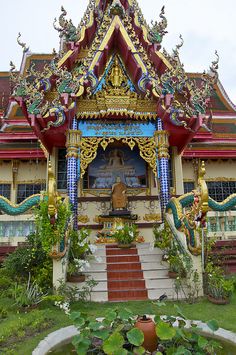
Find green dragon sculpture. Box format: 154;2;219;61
166;162;236;255
0;194;41;216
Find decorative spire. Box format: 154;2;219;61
172;34;184;63
109;0;125;17
17;32;29;53
209;50;219;84
53;6;79;42
148;6;168;44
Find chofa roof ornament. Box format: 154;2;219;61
187;50;219;116
109;0;125;17
148;6;168;44
17;32;29;53
53;6;80;42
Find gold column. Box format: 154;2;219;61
154;130;170;159
65;129;81;158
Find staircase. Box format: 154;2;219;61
106;244;148;301
211;240;236;274
77;243;180;302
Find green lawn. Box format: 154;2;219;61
1;293;236;354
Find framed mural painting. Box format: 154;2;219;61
83;146;148;191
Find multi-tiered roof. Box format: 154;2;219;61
0;0;236;158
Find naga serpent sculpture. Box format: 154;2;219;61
166;161;236;255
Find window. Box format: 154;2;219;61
17;184;45;204
184;182;195;194
57;148;67;190
0;184;11;199
207;181;236;202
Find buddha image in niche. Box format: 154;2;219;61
89;147;147;189
106;149;125;167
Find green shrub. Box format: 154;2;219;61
34;199;72;254
0;274;12;291
2;233;52;291
9;274;47;308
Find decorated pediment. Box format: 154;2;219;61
77;55;157;119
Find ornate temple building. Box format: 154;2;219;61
0;0;236;296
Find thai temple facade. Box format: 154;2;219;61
1;0;236;299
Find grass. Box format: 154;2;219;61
71;292;236;332
1;293;236;354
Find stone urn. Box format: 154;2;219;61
135;315;158;352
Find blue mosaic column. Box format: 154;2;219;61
66;118;80;229
156;118;170;216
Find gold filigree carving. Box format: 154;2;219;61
78;215;90;223
143;213;162;222
122;137;136;150
100;137;115;150
80;137;102;177
80;137;157;177
77;55;157;119
134;137;157;176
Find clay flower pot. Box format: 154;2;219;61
207;295;229;305
117;243;132;249
135;316;158;352
168;270;179;279
67;274;86;283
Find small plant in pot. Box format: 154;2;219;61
67;228;95;282
168;253;186;279
205;261;234;304
153;221;172;261
113;223;138;248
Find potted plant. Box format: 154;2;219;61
168;253;186;279
112;224;138;248
205;261;234;304
154;221;172;261
67;228;95;283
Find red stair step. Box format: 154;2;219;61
107;270;144;280
106;248;138;256
108;289;148;301
108;279;146;290
107;255;139;263
107;262;142;271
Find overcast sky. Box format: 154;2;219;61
1;0;235;102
